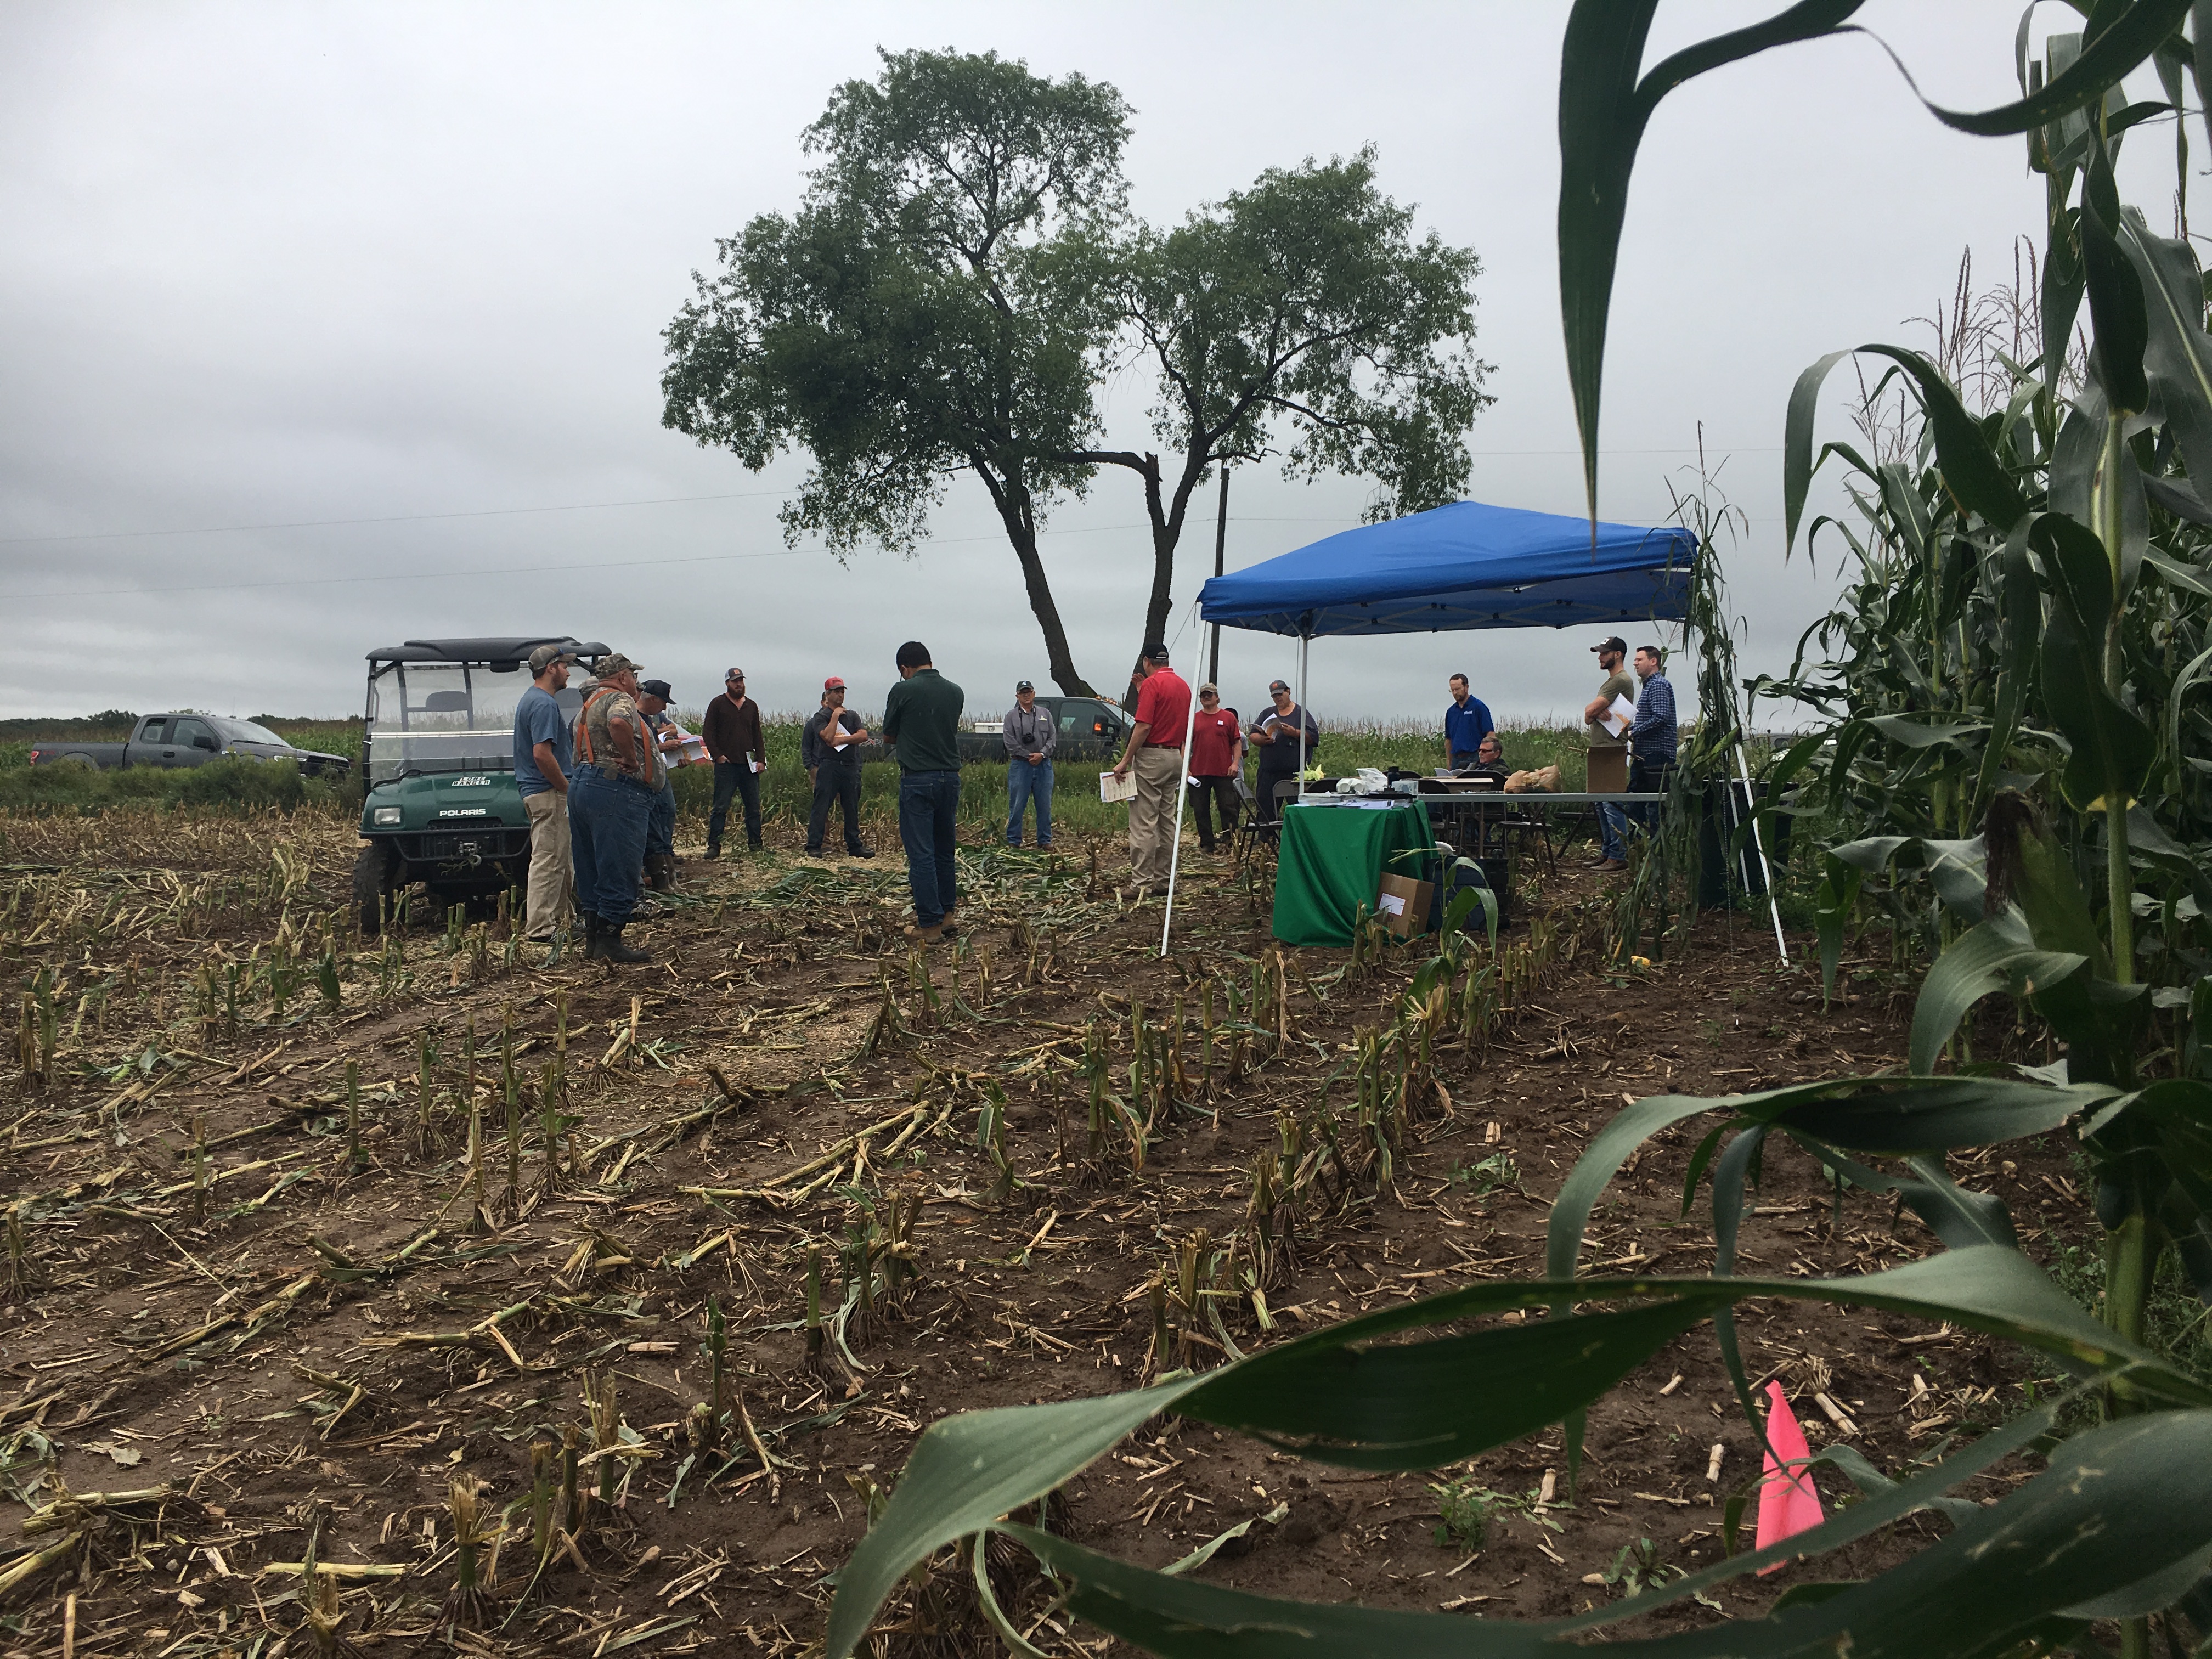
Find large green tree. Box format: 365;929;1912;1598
663;55;1490;692
1082;149;1493;649
661;48;1129;695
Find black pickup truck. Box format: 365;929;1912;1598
29;714;351;778
954;696;1135;764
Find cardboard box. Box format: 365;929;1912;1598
1587;747;1628;794
1374;872;1435;939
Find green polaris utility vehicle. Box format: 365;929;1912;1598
352;636;607;933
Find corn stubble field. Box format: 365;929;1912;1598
0;805;2086;1657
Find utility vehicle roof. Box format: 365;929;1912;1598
363;638;610;667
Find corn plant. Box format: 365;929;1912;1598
823;10;2212;1659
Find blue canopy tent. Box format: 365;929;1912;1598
1194;500;1696;639
1149;500;1773;955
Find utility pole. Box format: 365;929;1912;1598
1207;466;1230;687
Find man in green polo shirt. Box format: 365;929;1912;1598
881;639;965;943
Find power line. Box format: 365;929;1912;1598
0;444;1783;546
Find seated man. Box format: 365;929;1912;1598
1459;730;1507;781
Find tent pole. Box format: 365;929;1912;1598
1159;628;1203;958
1295;630;1310;794
1207;468;1229;689
1737;737;1787;963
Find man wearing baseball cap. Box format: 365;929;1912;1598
1001;679;1056;849
1583;635;1636;870
567;652;657;963
701;667;765;859
1109;642;1191;895
802;676;873;858
513;642;578;943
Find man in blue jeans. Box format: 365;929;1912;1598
882;640;964;944
566;652;658;963
1002;679;1055;848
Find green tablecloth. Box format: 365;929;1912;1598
1272;798;1435;947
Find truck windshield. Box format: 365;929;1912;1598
215;718;288;746
365;664;544;782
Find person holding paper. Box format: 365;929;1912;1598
803;676;874;859
1249;679;1319;826
1583;635;1636;871
1109;643;1190;895
702;667;765;858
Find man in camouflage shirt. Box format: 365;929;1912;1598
567;652;661;963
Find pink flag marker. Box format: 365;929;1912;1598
1754;1380;1825;1572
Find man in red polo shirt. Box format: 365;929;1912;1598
1110;642;1192;895
1187;682;1244;854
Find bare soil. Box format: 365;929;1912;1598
0;808;2092;1656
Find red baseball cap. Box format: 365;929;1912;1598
823;675;847;691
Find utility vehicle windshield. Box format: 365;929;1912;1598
365;663;574;782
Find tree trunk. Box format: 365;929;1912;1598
976;461;1095;696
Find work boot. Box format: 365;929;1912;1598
646;853;677;893
704;840;721;861
848;842;874;859
580;914;605;960
599;922;652;964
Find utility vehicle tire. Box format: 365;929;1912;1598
353;843;400;935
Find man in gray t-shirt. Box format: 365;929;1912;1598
512;644;577;940
1582;635;1637;869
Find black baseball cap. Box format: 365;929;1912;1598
1015;679;1034;692
1591;635;1627;655
638;678;673;699
1144;643;1171;663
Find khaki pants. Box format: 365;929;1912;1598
522;789;573;937
1128;745;1183;885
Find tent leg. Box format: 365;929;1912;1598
1295;634;1310;793
1737;739;1787;963
1160;623;1204;958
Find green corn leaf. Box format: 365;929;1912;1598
1784;348;1854;551
966;1410;2212;1659
2082;191;2152;413
1912;0;2192;137
823;1378;1206;1659
2119;209;2212;487
1909;913;2087;1075
1559;1;1863;520
2032;514;2158;811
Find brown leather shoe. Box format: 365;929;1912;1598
1594;858;1629;873
902;921;944;945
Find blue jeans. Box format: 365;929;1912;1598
1598;755;1671;859
569;765;652;927
647;780;675;859
1005;757;1053;846
898;769;961;927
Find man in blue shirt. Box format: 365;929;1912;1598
1442;673;1494;770
512;642;576;942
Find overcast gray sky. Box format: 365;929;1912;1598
0;3;2187;727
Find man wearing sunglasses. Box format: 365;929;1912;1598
701;667;765;857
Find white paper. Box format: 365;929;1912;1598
1375;891;1406;917
1601;693;1635;738
1098;771;1137;803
